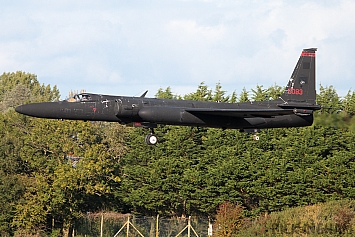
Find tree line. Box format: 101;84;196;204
1;71;355;236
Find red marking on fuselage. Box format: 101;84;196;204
301;52;316;57
90;106;97;113
288;88;303;95
133;122;142;127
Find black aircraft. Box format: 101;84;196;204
16;48;320;145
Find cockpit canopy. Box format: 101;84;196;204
66;93;100;102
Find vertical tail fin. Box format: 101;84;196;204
280;48;317;105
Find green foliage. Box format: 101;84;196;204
0;103;35;235
121;123;355;218
3;73;355;236
182;82;240;103
317;85;342;114
155;86;179;99
12;119;125;234
229;91;237;103
250;84;283;101
251;85;268;101
267;84;284;100
120;82;355;221
0;71;126;235
343;89;355;116
314;87;355;131
184;82;212;101
121;126;209;216
0;71;60;112
239;199;355;236
238;88;249;102
212;82;230;102
214;202;245;237
0;170;24;236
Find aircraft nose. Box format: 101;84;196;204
15;102;59;118
15;104;42;117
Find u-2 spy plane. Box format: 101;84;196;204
16;48;320;145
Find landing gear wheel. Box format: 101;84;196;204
145;134;158;145
253;135;259;141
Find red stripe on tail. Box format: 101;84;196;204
301;52;316;57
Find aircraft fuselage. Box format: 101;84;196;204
16;94;314;130
15;48;321;145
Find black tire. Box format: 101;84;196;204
145;134;158;145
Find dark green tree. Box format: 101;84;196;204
184;82;212;101
317;85;342;114
251;85;268;101
12;119;125;236
0;71;60;112
267;84;284;100
0;72;60;235
238;88;249;102
343;89;355;116
155;86;178;99
212;82;230;102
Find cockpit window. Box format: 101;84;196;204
67;94;92;102
80;94;91;101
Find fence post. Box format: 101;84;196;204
101;213;104;237
174;216;200;237
113;215;145;237
208;218;213;237
126;216;130;237
188;217;191;237
156;214;159;237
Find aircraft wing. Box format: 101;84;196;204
185;108;295;118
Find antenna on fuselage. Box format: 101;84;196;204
140;90;148;98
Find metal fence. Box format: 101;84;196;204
75;213;210;237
